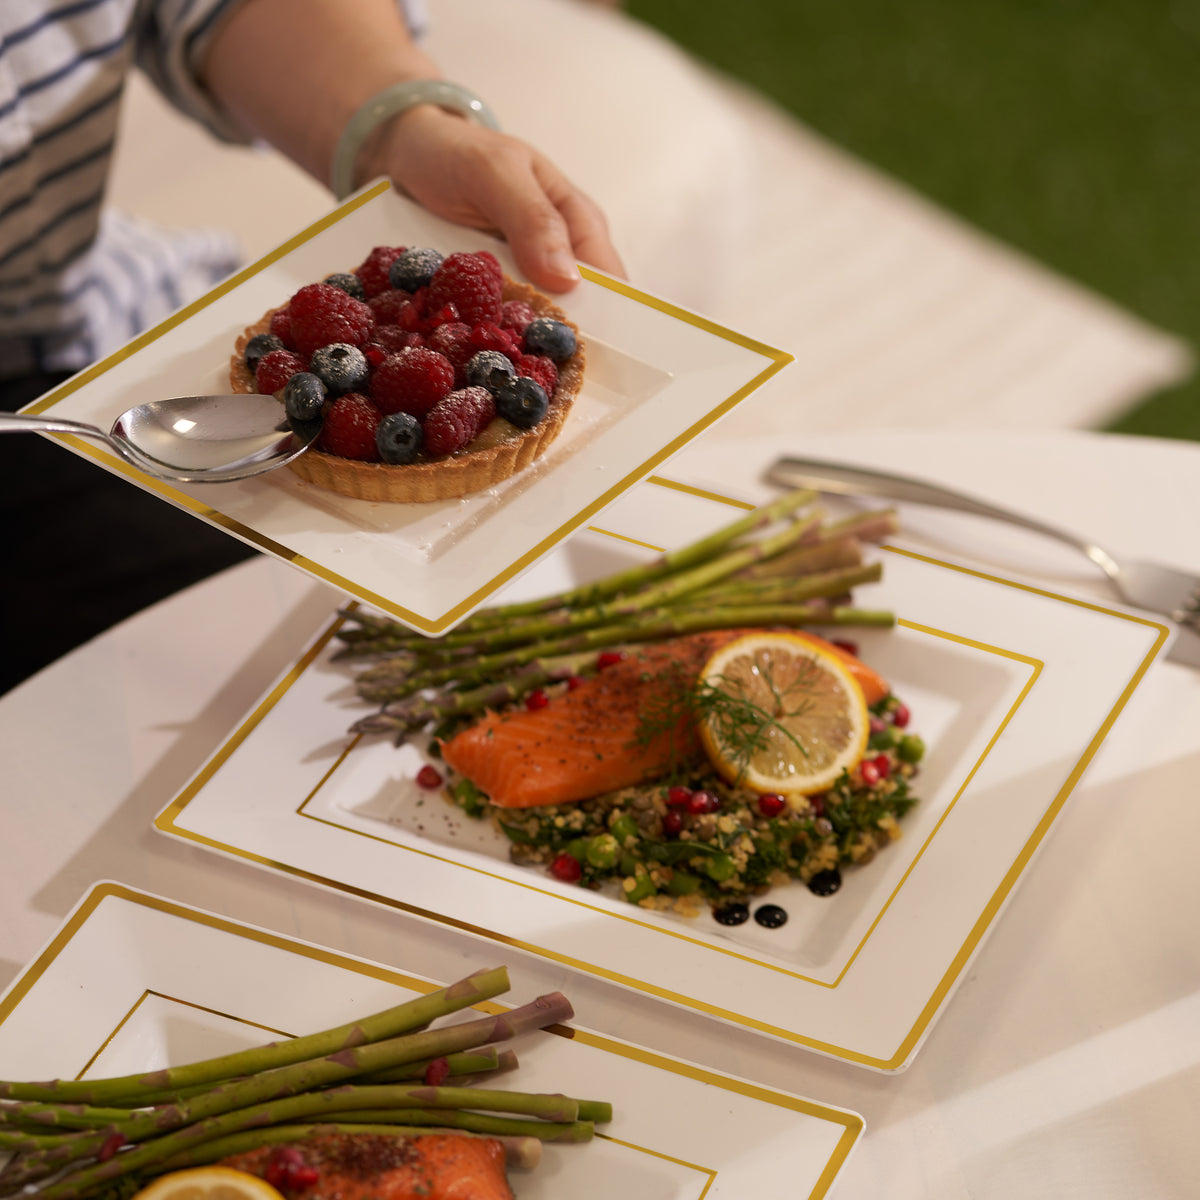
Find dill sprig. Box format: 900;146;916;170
634;654;824;786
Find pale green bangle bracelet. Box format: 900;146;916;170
330;80;501;200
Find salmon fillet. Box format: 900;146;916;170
219;1132;513;1200
439;630;891;808
439;632;746;808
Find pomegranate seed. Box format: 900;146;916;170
687;790;720;814
860;760;880;787
666;785;693;807
415;764;442;789
596;649;626;669
757;793;786;818
873;753;891;778
869;715;887;735
423;1056;451;1086
549;852;582;882
662;810;683;836
525;689;549;710
808;794;826;817
892;703;911;728
288;1166;320;1188
97;1133;126;1162
566;675;585;691
831;638;859;658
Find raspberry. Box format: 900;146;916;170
424;387;496;456
514;352;558;396
474;250;504;288
255;348;307;394
269;307;294;348
420;302;460;333
368;288;415;326
320;393;381;460
354;245;406;298
371;326;424;354
500;299;535;333
288;283;374;357
370;347;455;417
425;321;475;384
469;322;520;358
427;252;502;325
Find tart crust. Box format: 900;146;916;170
230;280;584;503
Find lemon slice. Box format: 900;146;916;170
131;1168;285;1200
697;631;869;795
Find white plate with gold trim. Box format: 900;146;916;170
17;185;790;635
0;883;863;1199
154;473;1166;1071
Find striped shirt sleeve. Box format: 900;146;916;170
133;0;253;143
132;0;430;146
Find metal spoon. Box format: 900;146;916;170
0;392;321;484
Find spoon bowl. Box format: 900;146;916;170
0;393;322;484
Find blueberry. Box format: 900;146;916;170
323;271;365;301
495;376;549;428
376;412;424;464
464;350;516;394
308;343;368;396
244;332;284;374
283;372;326;424
522;317;576;363
390;247;443;292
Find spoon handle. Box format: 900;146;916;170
0;412;107;438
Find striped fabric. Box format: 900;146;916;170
0;0;425;382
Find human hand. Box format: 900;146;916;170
365;105;625;293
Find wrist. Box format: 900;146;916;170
332;79;499;198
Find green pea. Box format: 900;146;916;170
609;813;639;843
666;871;702;896
623;874;657;903
565;837;590;862
619;852;641;876
898;734;925;764
702;852;737;883
869;725;898;750
585;833;620;870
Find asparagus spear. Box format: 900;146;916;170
455;485;822;622
0;966;510;1106
357;603;894;705
25;1078;583;1200
151;1122;547;1170
0;993;574;1186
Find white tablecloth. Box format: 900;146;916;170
3;428;1198;1199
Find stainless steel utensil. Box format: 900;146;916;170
766;456;1200;632
1;393;321;484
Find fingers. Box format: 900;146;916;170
380;109;624;293
464;141;615;292
533;159;627;284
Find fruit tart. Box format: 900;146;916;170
229;246;585;503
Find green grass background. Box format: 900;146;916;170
625;0;1199;441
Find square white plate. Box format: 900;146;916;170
0;883;863;1199
154;474;1167;1071
19;183;791;633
